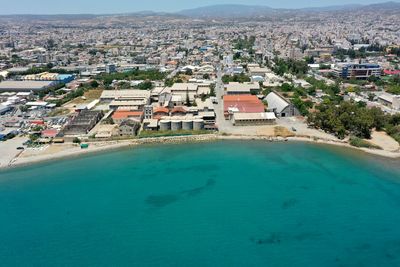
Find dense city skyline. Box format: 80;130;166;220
0;0;398;14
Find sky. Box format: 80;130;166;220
0;0;397;14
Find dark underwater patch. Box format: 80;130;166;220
146;179;216;208
180;178;216;197
281;198;299;209
145;194;179;208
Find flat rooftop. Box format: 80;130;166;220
0;80;55;92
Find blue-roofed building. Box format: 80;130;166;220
57;74;75;83
334;63;382;79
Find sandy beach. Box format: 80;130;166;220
1;131;399;171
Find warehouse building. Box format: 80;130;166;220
112;110;144;124
119;120;140;136
0;80;56;92
232;112;276;126
22;72;75;83
63;110;104;136
265;92;300;117
168;83;198;102
0;104;12;115
378;93;400;110
100;90;151;103
225;82;260;95
223;94;265;119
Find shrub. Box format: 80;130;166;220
349;136;381;150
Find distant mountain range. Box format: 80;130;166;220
177;1;400;18
0;1;399;20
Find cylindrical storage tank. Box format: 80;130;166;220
193;119;204;130
182;120;193;130
171;120;182;131
159;120;171;131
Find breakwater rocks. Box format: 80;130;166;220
136;134;219;145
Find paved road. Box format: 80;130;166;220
213;64;234;133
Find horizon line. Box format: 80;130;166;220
0;1;398;16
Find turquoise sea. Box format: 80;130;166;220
0;141;400;266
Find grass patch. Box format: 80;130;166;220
274;126;295;138
349;136;382;150
84;89;103;99
139;130;211;138
66;89;104;105
47;108;71;117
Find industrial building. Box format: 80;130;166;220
159;116;205;131
265;92;300;117
100;90;151;103
0;104;12;115
378;93;400;110
231;112;276;126
112;110;144;124
168;83;198;102
108;100;147;110
153;106;170;119
143;119;159;131
119;120;140;136
0;80;56;92
62;110;104;136
22;72;75;83
223;94;265;119
225;82;260;95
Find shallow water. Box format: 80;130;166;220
0;141;399;266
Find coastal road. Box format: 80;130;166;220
213;64;233;133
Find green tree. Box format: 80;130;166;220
90;80;99;88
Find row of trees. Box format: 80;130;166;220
234;36;256;54
273;58;309;76
332;47;384;61
222;74;251;83
274;83;313;116
305;77;341;97
307;101;400;141
97;69;166;86
8;64;78;76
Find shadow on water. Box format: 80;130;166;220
250;231;323;245
281;198;299;209
180;178;216;197
146;178;216;208
145;194;180;208
164;164;220;174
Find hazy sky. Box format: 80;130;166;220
0;0;397;14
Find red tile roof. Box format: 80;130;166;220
41;129;58;138
153;107;169;114
171;106;187;114
112;111;143;120
384;69;400;75
224;94;265;114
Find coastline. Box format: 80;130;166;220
1;133;399;171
